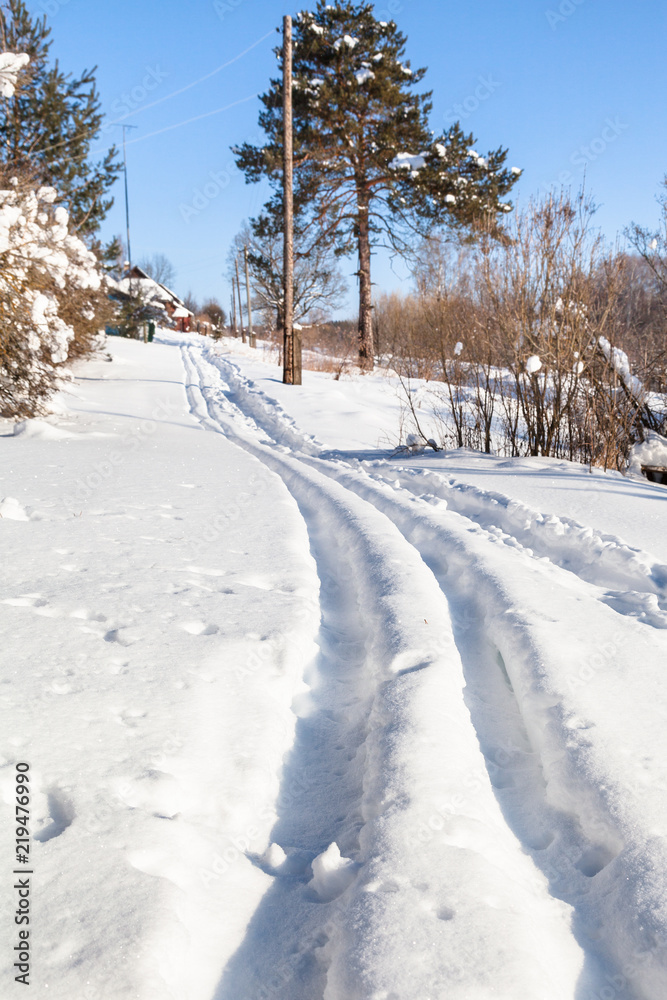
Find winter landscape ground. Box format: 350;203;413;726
2;332;667;1000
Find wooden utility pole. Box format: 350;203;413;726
231;284;238;337
282;15;301;385
244;246;255;349
235;256;246;345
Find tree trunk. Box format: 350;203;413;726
357;200;374;370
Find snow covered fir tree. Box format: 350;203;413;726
0;0;120;235
0;1;117;417
235;0;520;368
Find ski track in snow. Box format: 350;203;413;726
208;348;667;629
180;342;667;1000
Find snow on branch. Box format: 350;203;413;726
598;336;644;398
0;52;30;98
390;152;426;174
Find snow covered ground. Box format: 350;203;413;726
1;331;667;999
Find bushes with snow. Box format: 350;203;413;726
383;190;666;470
0;174;108;418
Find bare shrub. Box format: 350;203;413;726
379;190;666;469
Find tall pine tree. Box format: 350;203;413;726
0;0;120;236
235;1;520;368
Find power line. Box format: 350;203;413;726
107;29;275;126
121;93;259;148
25;28;274;163
45;92;259;173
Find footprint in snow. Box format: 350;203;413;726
575;844;619;877
112;706;147;728
116;770;184;819
104;627;141;646
33;789;75;843
2;595;47;608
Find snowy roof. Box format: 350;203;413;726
111;266;193;315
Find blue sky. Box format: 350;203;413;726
27;0;667;317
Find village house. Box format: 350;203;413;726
109;265;195;332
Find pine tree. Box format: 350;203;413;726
0;0;120;236
235;1;521;368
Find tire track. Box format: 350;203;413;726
208;349;667;629
182;344;595;1000
292;453;667;1000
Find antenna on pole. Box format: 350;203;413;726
109;124;138;294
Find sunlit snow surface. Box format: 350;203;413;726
1;332;667;1000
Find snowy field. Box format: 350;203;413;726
1;331;667;1000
